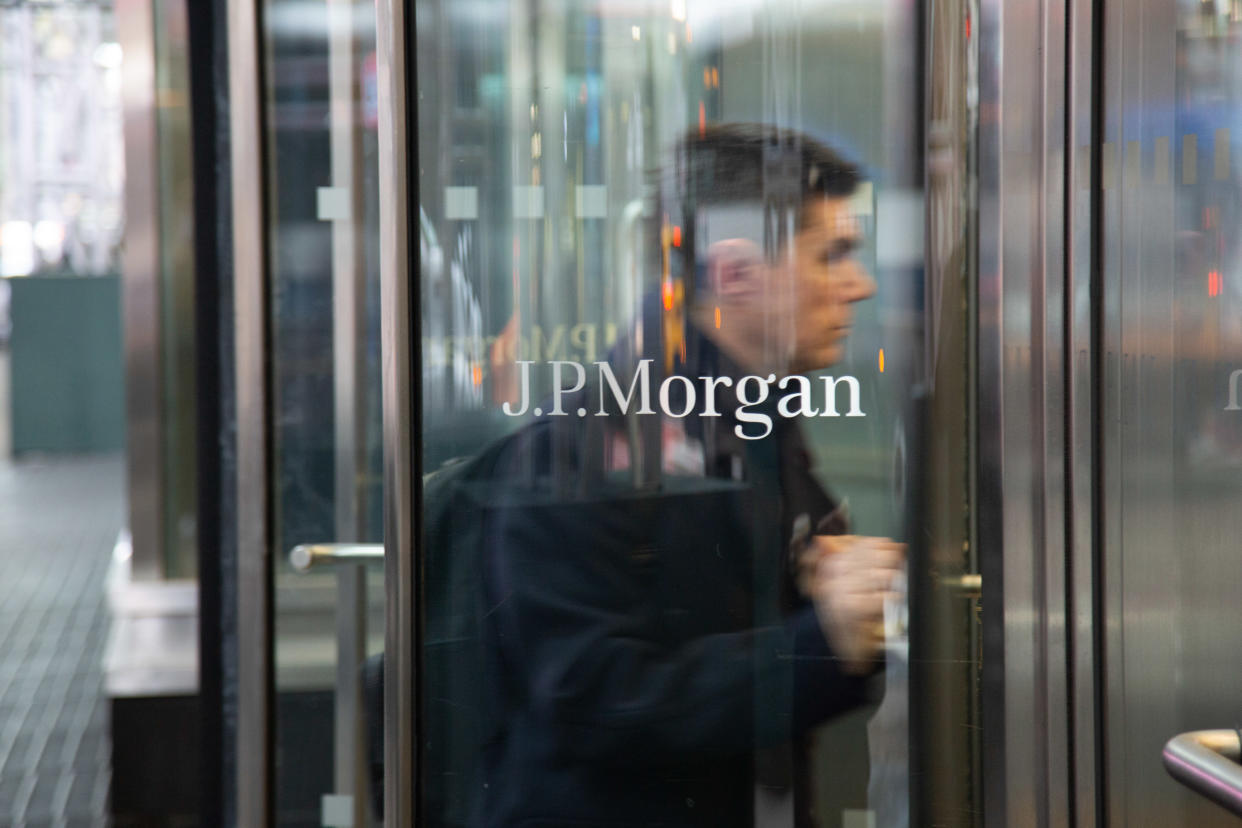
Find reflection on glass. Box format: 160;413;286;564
414;1;956;826
1102;5;1242;825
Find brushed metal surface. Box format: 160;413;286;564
974;0;1006;820
289;543;385;573
118;0;165;582
1099;2;1126;824
376;0;416;823
1100;1;1242;825
977;0;1078;824
228;0;274;819
920;0;983;822
327;0;371;821
1067;0;1100;822
1039;3;1072;824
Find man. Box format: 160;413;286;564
469;124;904;827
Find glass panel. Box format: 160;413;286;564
261;0;385;824
413;2;977;826
1101;1;1242;824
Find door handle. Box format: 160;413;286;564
286;542;386;824
1163;729;1242;816
289;543;385;573
936;572;982;599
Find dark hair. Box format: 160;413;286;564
656;124;861;296
673;123;861;209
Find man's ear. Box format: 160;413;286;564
706;239;764;299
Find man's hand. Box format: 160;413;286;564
799;535;905;675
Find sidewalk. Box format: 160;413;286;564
0;449;122;827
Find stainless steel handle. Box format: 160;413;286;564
1163;728;1242;817
287;541;384;825
288;543;385;573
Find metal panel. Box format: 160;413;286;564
977;0;1076;824
1067;0;1100;822
974;0;1007;819
1039;2;1072;824
118;0;165;581
1099;0;1242;825
376;0;417;824
328;0;370;821
1100;0;1176;824
228;0;274;820
919;0;983;823
1098;0;1126;821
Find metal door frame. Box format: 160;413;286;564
229;0;382;824
975;0;1102;825
119;0;166;582
1068;0;1102;823
228;0;274;817
375;0;418;824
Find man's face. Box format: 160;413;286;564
781;196;875;372
701;195;875;375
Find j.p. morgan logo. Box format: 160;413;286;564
502;359;865;440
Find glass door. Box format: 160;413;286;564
233;0;386;823
378;1;984;826
263;0;387;822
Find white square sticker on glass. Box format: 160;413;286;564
575;185;607;218
842;810;877;828
876;189;924;268
445;186;479;220
320;794;353;827
513;185;545;219
315;186;350;221
848;180;874;218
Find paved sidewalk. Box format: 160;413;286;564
0;454;123;827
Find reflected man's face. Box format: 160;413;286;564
784;197;875;372
703;195;875;375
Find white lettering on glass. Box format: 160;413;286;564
499;360;866;437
